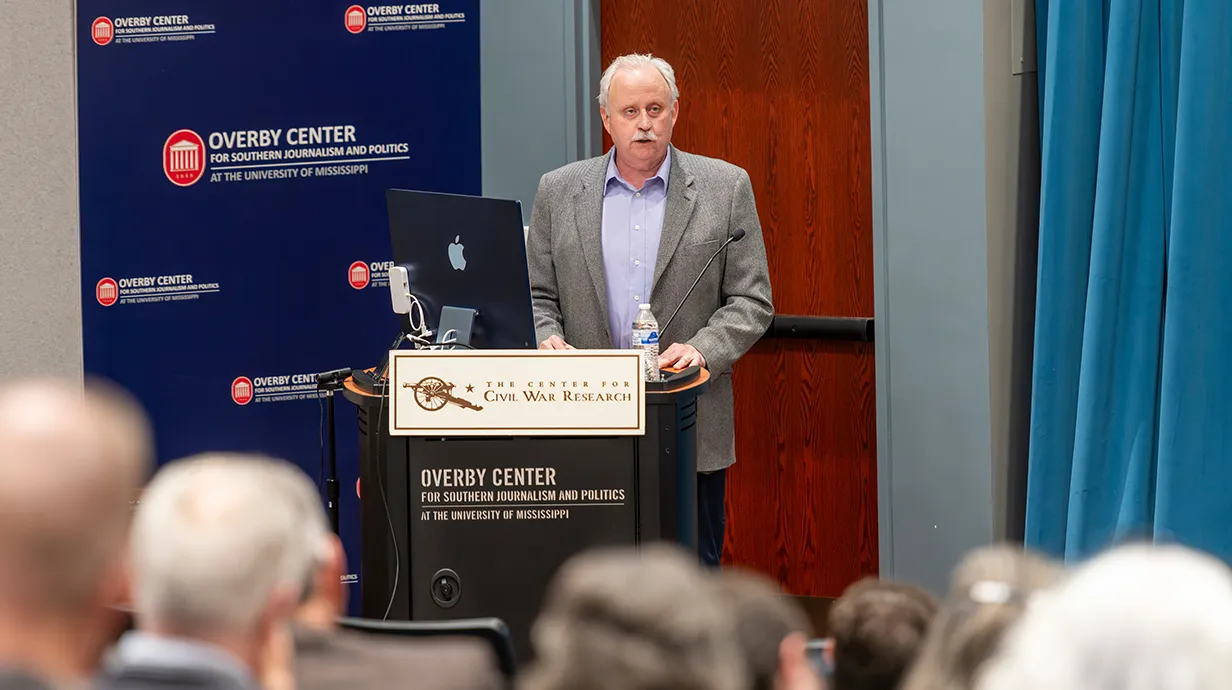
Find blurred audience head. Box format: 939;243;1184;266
900;544;1060;690
519;544;745;690
0;376;152;682
129;453;320;670
714;568;818;690
274;460;346;629
828;577;938;690
977;543;1232;690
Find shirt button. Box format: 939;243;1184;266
635;225;640;230
635;192;642;197
634;295;640;301
634;260;640;266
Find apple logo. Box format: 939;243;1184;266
448;235;466;271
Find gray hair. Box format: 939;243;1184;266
267;460;333;600
597;53;679;110
130;453;322;635
900;545;1060;690
976;544;1232;690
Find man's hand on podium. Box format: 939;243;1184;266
539;335;575;350
658;343;705;369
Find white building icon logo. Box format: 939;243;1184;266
231;377;254;405
349;261;371;290
92;17;114;46
96;277;119;307
345;5;367;33
162;130;207;187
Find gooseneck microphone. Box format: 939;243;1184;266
316;367;353;384
658;228;746;339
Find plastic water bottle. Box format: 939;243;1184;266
632;303;660;382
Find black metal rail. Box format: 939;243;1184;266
762;315;874;342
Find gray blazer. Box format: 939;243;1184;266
527;146;773;472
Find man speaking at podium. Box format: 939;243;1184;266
526;53;773;566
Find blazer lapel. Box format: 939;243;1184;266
573;151;611;323
652;150;697;294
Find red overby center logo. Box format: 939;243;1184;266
348;261;371;290
231;377;254;405
92;17;114;46
345;5;367;33
163;129;207;187
96;278;119;307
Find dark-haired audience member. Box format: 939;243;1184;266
0;379;152;690
263;461;501;690
827;578;938;690
96;454;315;690
519;545;746;690
714;569;821;690
900;545;1060;690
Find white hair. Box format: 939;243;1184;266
597;53;679;111
130;454;323;634
268;459;333;597
976;544;1232;690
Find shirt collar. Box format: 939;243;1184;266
605;146;671;192
106;631;255;688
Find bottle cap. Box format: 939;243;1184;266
639;303;651;310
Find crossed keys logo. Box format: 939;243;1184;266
403;377;483;412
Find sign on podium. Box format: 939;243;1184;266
388;350;646;436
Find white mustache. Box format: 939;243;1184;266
632;130;658;142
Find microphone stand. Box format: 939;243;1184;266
316;368;353;535
659;228;746;338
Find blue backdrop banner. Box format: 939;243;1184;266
76;0;481;610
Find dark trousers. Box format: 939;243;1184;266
697;469;727;567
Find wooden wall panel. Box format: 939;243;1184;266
601;0;878;596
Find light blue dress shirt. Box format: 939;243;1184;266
601;148;671;349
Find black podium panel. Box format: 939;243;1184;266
408;438;637;653
346;370;707;664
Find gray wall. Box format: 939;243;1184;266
480;0;602;223
0;0;83;380
984;0;1039;543
870;0;1038;592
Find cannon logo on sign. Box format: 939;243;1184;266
163;129;207;186
403;377;483;412
388;351;645;437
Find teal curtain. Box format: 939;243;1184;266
1027;0;1232;561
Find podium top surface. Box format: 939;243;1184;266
342;366;709;406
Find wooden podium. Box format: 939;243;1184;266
341;350;709;660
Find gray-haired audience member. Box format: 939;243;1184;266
714;569;820;690
827;577;938;690
96;454;316;690
519;545;746;690
260;460;501;690
0;378;152;690
900;545;1061;690
977;543;1232;690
